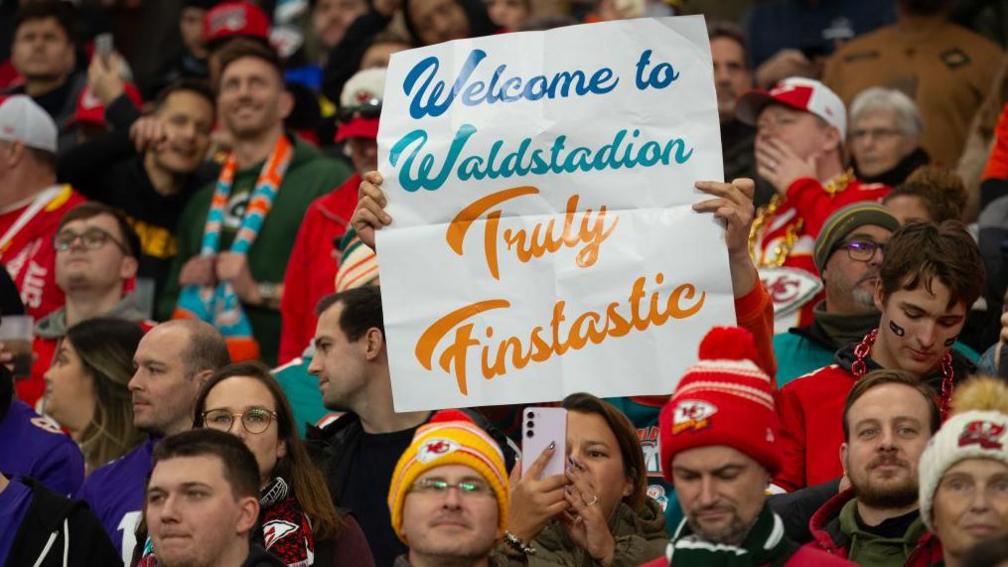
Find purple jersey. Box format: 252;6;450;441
0;400;83;496
76;438;155;563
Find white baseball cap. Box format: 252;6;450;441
736;77;847;139
0;95;58;153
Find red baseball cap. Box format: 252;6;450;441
335;68;385;143
203;1;270;47
68;83;143;129
736;77;847;139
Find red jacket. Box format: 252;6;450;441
638;543;855;566
752;176;889;330
903;532;943;567
19;305;154;409
278;173;359;363
0;185;86;322
774;341;977;492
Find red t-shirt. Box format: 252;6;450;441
0;186;86;322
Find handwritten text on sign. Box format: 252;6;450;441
376;16;735;411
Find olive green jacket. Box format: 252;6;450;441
493;499;668;566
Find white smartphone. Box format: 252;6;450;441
521;407;566;478
95;33;113;60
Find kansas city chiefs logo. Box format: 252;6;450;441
417;438;459;463
263;520;299;549
672;400;718;434
959;420;1006;450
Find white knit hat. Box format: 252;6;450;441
918;410;1008;531
0;95;58;153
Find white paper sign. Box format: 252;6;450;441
376;16;735;412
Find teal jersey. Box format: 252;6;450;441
606;395;683;535
774;331;982;389
272;356;331;438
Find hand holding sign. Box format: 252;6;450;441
352;170;391;249
377;16;736;410
692;178;758;297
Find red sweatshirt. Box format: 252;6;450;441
278;173;359;363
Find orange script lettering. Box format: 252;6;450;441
414;273;705;396
445;186;619;279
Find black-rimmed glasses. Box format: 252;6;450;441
53;227;129;253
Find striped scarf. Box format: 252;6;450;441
174;135;293;361
666;504;798;566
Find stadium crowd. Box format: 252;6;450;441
4;0;1008;566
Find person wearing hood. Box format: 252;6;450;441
21;202;151;410
907;376;1008;567
776;220;984;492
0;471;119;567
499;393;668;566
802;369;938;566
849;87;930;188
641;327;852;566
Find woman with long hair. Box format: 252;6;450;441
498;392;668;565
194;361;373;567
43;317;145;473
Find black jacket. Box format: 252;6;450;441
241;545;286;567
768;478;842;544
5;477;119;567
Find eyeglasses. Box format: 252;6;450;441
836;239;885;262
338;99;382;123
849;127;903;142
203;407;278;434
410;478;493;497
53;227;129;253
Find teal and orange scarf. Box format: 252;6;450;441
174;135;293;361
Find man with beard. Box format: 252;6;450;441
774;203;901;385
161;39;350;364
802;369;938;566
776;221;983;492
76;319;229;563
823;0;1003;166
642;327;852;566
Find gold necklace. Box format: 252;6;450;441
748;170;854;267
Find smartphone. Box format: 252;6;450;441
94;33;113;60
521;407;566;478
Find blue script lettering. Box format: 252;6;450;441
634;49;680;90
402;49;620;119
389;124;694;192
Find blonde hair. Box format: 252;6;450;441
951;375;1008;415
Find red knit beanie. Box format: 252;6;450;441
659;327;781;480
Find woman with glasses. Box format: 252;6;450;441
43;317;145;473
192;361;374;567
496;393;667;566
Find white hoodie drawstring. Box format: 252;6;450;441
29;519;70;567
31;532;56;567
62;518;69;567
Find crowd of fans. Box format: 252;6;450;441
3;0;1008;566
